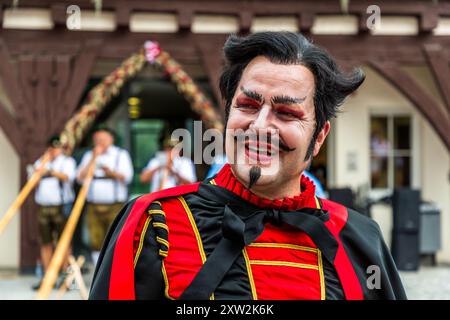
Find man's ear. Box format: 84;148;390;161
313;121;331;157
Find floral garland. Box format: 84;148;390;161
144;41;224;132
60;41;223;153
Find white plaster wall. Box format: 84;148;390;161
0;127;20;268
421;120;450;263
334;66;450;262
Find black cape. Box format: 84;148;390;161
90;180;407;300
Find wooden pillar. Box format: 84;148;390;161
423;43;450;116
195;34;227;110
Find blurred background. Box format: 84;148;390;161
0;0;449;299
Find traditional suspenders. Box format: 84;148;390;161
40;156;66;205
92;148;123;203
113;149;121;203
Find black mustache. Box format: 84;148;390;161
233;134;296;153
279;141;296;152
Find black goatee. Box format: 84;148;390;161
248;166;261;190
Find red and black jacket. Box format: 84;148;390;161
89;164;406;300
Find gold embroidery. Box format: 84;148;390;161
248;242;318;253
315;195;326;299
317;250;326;300
152;222;169;232
156;236;169;249
249;260;319;270
161;262;174;300
314;196;321;209
247;242;325;298
178;196;214;300
243;248;258;300
159;249;169;258
148;209;165;217
133;215;152;268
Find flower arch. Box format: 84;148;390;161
60;41;224;153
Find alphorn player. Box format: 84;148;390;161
90;32;406;300
76;126;133;267
32;135;76;290
140;135;197;193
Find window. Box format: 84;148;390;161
370;115;412;190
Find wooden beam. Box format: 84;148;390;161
17;54;37;132
0;6;3;28
420;8;439;33
349;1;449;16
369;60;450;152
358;12;370;34
50;3;67;27
19;158;41;271
1;0;449;20
299;11;315;33
239;11;253;34
178;9;193;31
0;40;27;118
59;39;101;127
35;55;53;138
195;35;226;108
54;54;72;109
115;3;131;29
2;30;450;65
423;43;450;116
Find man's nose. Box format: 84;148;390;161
251;105;272;129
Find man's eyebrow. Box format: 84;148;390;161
271;95;306;105
240;86;264;104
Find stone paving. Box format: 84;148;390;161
399;266;450;300
0;265;450;300
0;268;95;300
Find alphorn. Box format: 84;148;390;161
158;167;169;191
157;151;173;191
55;255;87;300
0;152;51;235
36;154;97;300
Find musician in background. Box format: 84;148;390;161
32;135;76;289
140;136;197;192
76;127;133;266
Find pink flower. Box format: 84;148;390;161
144;41;161;63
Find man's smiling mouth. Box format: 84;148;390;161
243;139;277;165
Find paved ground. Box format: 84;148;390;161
399;266;450;300
0;266;95;300
1;265;450;300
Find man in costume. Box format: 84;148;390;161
90;32;406;300
77;126;133;266
32;135;76;289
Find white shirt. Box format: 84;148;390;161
77;145;134;204
144;152;197;193
34;154;76;206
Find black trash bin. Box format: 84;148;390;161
419;202;441;265
391;188;421;271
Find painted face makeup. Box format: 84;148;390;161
225;56;320;198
